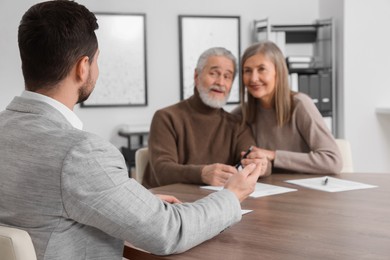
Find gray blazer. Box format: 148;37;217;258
0;97;241;260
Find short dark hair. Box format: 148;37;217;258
18;0;99;91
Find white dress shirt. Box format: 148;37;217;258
21;90;83;130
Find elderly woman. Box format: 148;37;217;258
236;41;342;174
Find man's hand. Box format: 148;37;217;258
224;163;262;202
156;194;182;204
240;146;272;177
201;163;237;186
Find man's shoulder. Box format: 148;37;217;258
154;100;189;117
50;129;121;164
40;128;107;153
222;109;242;124
67;129;112;148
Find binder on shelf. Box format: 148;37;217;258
286;56;315;71
319;73;332;112
288;63;312;69
286;56;313;63
298;75;309;96
309;74;320;110
289;73;299;92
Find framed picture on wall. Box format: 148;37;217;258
81;12;147;107
178;15;241;104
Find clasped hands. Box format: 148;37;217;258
158;146;273;204
201;146;272;187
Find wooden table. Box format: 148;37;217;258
123;173;390;259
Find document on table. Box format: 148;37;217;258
200;182;297;198
241;209;253;215
285;176;377;192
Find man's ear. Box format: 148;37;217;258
75;56;90;82
194;69;199;86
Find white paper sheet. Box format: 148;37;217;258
200;182;297;198
241;209;253;215
285;176;377;192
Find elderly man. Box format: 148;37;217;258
143;47;269;188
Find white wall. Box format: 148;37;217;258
343;0;390;173
319;0;344;138
0;1;30;117
0;0;319;147
76;0;320;147
4;0;390;173
319;0;390;173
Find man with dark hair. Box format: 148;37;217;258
0;1;263;259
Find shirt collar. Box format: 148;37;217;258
21;90;83;130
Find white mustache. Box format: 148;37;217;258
208;85;226;93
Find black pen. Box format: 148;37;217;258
235;146;253;169
322;177;329;185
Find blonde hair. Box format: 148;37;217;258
239;41;294;127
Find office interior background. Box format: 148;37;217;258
1;0;389;173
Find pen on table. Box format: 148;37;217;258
322;177;329;185
235;146;253;169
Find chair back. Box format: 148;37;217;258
335;139;354;172
135;147;149;183
0;226;37;260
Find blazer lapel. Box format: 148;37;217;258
6;96;74;129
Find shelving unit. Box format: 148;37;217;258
253;18;336;135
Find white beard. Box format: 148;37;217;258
197;84;230;108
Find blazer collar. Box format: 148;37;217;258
6;97;75;130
